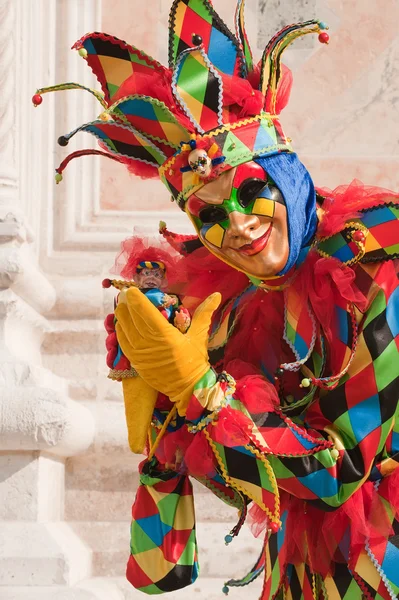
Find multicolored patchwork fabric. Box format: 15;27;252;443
181;214;399;598
282;290;316;370
72;32;164;104
315;204;399;265
235;0;254;72
36;2;327;198
76;120;167;167
127;461;199;594
361;203;399;261
107;96;189;152
172;46;223;133
168;0;246;76
159;113;292;207
208;438;280;525
266;534;399;599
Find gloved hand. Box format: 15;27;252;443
115;288;221;416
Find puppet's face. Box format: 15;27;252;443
135;267;166;289
186;162;289;279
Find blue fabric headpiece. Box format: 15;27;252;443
255;153;317;275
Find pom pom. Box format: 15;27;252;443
300;378;311;388
269;521;280;533
102;278;112;288
78;47;88;58
99;111;112;122
352;230;365;243
32;93;42;107
57;136;69;147
318;32;330;44
54;172;63;184
191;34;203;46
159;220;167;232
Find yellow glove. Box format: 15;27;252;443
122;377;158;454
115;288;221;416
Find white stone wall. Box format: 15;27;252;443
1;0;398;598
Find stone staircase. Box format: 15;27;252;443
39;313;264;599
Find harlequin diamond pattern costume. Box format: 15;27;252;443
34;1;399;598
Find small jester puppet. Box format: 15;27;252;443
35;1;399;598
103;235;191;454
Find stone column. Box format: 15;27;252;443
0;1;96;597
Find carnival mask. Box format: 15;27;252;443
186;162;289;279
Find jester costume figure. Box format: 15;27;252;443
34;1;399;598
103;237;191;454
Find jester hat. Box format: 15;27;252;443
33;0;329;216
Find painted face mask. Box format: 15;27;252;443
186;162;289;279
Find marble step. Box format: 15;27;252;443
65;449;239;523
41;319;107;381
67;521;263;579
114;575;263;599
0;576;263;600
65;484;241;523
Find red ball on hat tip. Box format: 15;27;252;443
102;278;112;288
318;32;330;44
32;94;43;107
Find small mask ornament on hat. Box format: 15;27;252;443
188;148;212;178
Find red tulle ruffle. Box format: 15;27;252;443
111;235;184;285
317;179;399;239
177;246;249;311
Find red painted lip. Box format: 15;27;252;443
236;225;272;256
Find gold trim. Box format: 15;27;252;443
108;367;138;380
203;429;281;527
159;112;290;178
314;221;369;267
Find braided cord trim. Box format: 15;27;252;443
314;221;368;267
202;428;278;527
242;443;280;526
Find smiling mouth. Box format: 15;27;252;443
144;280;159;288
236;225;272;256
